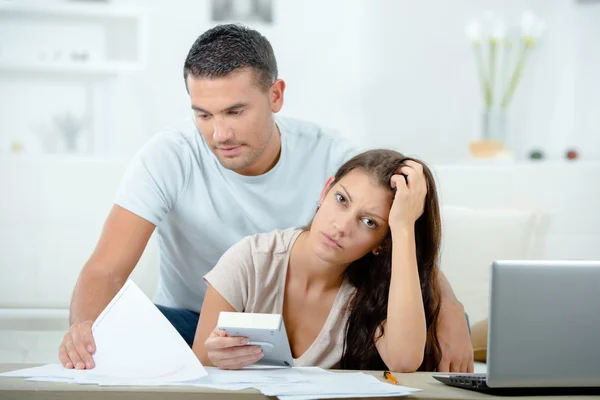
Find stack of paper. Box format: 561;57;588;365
254;368;420;399
2;365;420;398
0;280;422;398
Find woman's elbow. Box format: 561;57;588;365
384;342;426;373
387;352;424;373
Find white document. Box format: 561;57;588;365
25;377;74;383
82;280;207;383
0;280;207;386
6;364;421;398
0;364;76;379
203;366;306;384
255;371;420;399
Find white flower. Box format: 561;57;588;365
490;20;507;42
521;11;545;43
482;11;507;42
466;20;483;44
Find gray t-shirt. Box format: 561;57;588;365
114;115;357;311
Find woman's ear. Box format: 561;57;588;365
319;176;336;205
372;246;383;256
372;236;392;256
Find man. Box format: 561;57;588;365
58;24;473;373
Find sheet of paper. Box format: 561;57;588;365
83;280;207;384
0;280;207;386
0;364;74;379
73;361;307;387
17;367;305;389
203;366;306;384
277;394;414;400
291;366;335;376
25;375;252;390
25;377;73;384
254;371;420;398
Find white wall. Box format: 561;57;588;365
1;0;599;162
113;0;371;153
361;0;600;162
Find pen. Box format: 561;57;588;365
383;370;398;385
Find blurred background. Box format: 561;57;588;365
1;0;599;161
0;0;599;364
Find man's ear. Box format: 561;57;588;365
319;176;336;205
270;79;285;113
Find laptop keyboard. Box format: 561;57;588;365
448;373;488;388
450;374;486;382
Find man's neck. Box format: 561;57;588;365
236;122;281;176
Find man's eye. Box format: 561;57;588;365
362;218;376;229
229;110;243;116
196;114;210;120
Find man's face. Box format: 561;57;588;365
186;68;283;175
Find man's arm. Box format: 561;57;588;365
58;205;155;369
436;270;474;372
437;269;459;305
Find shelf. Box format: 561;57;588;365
0;0;147;77
0;153;132;164
0;60;143;75
0;1;142;19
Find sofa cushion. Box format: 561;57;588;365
439;206;544;325
471;317;488;362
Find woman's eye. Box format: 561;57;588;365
335;193;346;203
362;218;376;229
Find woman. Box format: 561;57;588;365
192;149;442;372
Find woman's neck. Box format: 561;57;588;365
288;230;347;293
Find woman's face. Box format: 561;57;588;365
309;168;393;265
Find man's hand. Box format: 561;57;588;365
437;302;474;372
58;320;96;369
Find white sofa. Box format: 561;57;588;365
1;156;599;367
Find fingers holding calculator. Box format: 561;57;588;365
204;327;264;370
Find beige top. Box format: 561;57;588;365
204;227;356;369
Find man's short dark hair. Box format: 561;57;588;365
183;24;278;91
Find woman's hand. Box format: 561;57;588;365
389;160;428;232
204;327;263;370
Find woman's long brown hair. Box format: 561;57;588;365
330;149;443;371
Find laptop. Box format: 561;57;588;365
433;260;600;395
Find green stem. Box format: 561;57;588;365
489;41;497;107
500;41;512;104
473;44;492;109
501;43;531;108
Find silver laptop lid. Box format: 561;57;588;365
487;260;600;388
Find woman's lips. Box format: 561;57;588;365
322;232;342;249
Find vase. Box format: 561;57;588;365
482;109;507;142
470;109;514;159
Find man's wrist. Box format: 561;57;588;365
440;298;464;313
69;316;94;327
